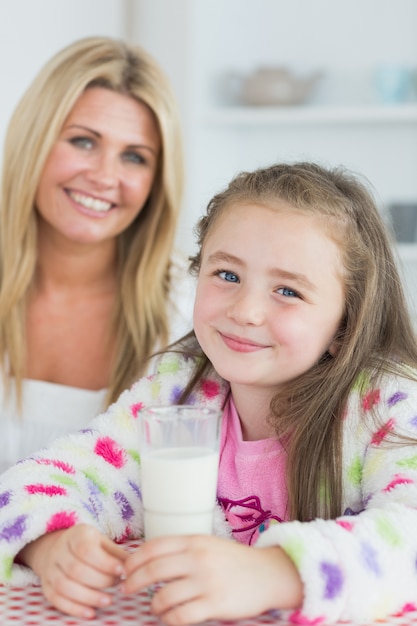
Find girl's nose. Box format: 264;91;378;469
227;288;266;326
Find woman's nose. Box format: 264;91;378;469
227;288;266;326
86;152;118;187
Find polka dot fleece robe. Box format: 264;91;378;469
1;353;417;624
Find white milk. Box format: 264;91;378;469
141;446;219;539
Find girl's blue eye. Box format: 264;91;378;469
277;287;299;298
218;270;239;283
69;136;94;149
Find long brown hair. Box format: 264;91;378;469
0;36;184;405
180;162;417;521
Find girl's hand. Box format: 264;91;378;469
18;524;128;619
121;534;303;625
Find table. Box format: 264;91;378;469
0;583;283;626
4;587;417;626
2;542;417;626
0;540;271;625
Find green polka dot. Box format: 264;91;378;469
397;455;417;470
375;515;402;547
157;357;180;374
318;480;331;509
127;449;141;466
83;469;108;494
117;409;136;430
50;474;79;489
0;555;13;580
352;371;370;393
282;537;305;568
151;380;161;397
347;456;363;486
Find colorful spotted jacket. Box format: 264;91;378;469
1;352;417;624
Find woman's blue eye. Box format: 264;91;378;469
69;137;94;149
277;287;299;298
218;270;239;283
122;152;145;165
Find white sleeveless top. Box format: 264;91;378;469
0;252;195;473
0;381;107;474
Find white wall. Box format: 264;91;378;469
131;0;417;245
132;0;417;319
0;0;127;151
1;1;416;317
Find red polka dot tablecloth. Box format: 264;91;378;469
2;541;417;626
3;589;417;626
0;583;285;626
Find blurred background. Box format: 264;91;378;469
1;0;417;318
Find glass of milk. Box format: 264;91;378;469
139;405;222;539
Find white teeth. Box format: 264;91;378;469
69;191;112;212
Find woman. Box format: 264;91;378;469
0;36;193;471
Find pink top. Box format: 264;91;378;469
217;396;288;545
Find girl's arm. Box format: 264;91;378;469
122;534;303;625
120;372;417;626
18;525;127;619
0;353;221;585
256;373;417;624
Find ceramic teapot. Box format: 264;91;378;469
227;66;321;106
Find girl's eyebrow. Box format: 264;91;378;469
269;267;316;292
207;251;243;266
207;250;316;291
64;124;158;154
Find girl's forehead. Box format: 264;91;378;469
206;199;318;237
201;200;346;277
209;199;347;243
208;199;286;230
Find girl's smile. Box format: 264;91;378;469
193;201;345;403
219;331;271;353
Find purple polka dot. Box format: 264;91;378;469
0;491;11;508
128;480;142;501
360;542;381;575
388;391;408;407
170;386;184;403
342;507;360;516
82;501;100;520
0;515;27;542
320;562;343;599
114;491;134;521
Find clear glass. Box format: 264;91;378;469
139;405;222;539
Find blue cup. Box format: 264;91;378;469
374;65;411;104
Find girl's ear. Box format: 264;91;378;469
327;337;340;357
328;318;346;357
328;341;339;357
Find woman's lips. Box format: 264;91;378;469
65;189;116;216
219;332;268;353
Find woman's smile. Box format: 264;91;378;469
35;87;160;246
65;189;115;214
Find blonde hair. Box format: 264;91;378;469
182;161;417;521
0;36;184;404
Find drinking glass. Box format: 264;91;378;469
139;405;222;539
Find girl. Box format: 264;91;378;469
0;36;193;471
1;162;417;625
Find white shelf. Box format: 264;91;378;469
203;104;417;126
397;243;417;263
